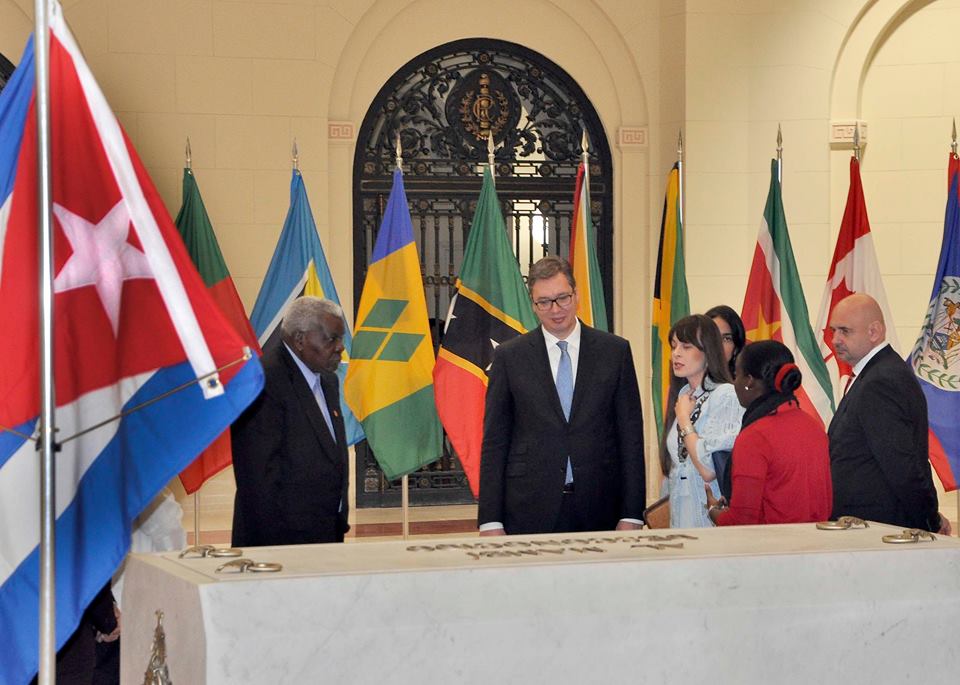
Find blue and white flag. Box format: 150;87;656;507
251;170;364;445
0;8;262;682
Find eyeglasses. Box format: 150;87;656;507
533;292;574;312
720;334;735;344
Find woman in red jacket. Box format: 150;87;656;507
710;340;832;526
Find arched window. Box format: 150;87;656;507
353;39;613;507
0;53;15;93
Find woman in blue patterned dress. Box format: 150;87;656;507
660;314;744;528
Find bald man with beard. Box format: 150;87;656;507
827;293;951;534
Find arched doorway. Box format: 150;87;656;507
353;38;613;507
0;52;15;92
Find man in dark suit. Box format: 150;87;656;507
231;296;349;546
828;293;950;534
478;256;645;535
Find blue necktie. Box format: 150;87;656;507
556;341;574;484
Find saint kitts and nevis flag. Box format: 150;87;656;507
434;166;537;495
741;160;834;428
175;168;262;493
249;169;363;445
569;156;608;330
908;155;960;492
814;156;898;402
651;163;690;440
0;9;263;683
344;168;442;479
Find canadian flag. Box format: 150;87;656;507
0;6;262;683
814;156;898;399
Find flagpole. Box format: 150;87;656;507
394;132;411;541
677;129;684;230
35;0;57;682
183;137;205;546
776;123;783;186
853;123;861;164
953;119;959;535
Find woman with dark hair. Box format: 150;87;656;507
705;304;746;379
660;315;743;528
710;340;832;526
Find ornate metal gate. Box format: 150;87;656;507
0;53;15;92
353;39;613;507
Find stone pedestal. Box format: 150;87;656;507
121;523;960;683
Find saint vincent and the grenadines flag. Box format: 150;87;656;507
345;168;442;479
0;10;263;683
651;163;690;440
741;160;834;428
909;155;960;492
175;168;262;493
249;169;363;446
569;158;608;331
434;166;537;496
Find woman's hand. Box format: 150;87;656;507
675;394;695;424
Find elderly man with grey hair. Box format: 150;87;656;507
231;296;350;546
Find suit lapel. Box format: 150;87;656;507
570;324;594;420
529;327;568;423
280;346;342;465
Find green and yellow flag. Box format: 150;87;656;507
651;163;690;440
344;168;443;479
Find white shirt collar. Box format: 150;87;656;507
541;319;582;350
852;342;889;377
284;341;320;389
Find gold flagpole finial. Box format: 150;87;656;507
395;132;403;171
853;123;861;163
185;137;192;171
291;139;299;172
677;129;683;163
487;130;496;170
952;118;958;158
776;124;783;159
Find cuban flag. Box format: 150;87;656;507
0;8;263;683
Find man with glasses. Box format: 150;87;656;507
232;296;350;546
478;256;645;535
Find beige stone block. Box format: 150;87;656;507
745;8;843;71
866;221;902;276
863;169;942;224
0;1;31;58
686;274;748;319
189;168;255;225
63;0;108;55
115;111;139;149
136;112;216;171
85;51;176;113
685;120;748;173
687;65;747;121
253;169;293;225
107;0;213;56
213;2;315;60
747;120;828;174
884;274;938;330
900;221;946;274
233;275;263;313
251;59;329;116
797;273;823;318
871;5;959;67
748;65;830;121
658;12;685;69
781;171;829;225
327;0;376;25
943;62;960;115
290;117;327;172
902;117;953;171
684;223;753;277
215;115;292;170
175;55;252;114
687;12;747;67
144;166;182;219
216;222;277;281
862;64;944;119
859;118;902;172
685;171;749;226
316;5;354;67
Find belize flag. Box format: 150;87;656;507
909;155;960;492
0;7;263;683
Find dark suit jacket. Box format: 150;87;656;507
828;344;940;531
231;344;349;546
478;324;645;534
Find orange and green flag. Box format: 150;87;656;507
344;168;443;479
174;168;261;494
651;163;689;440
569;159;608;330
